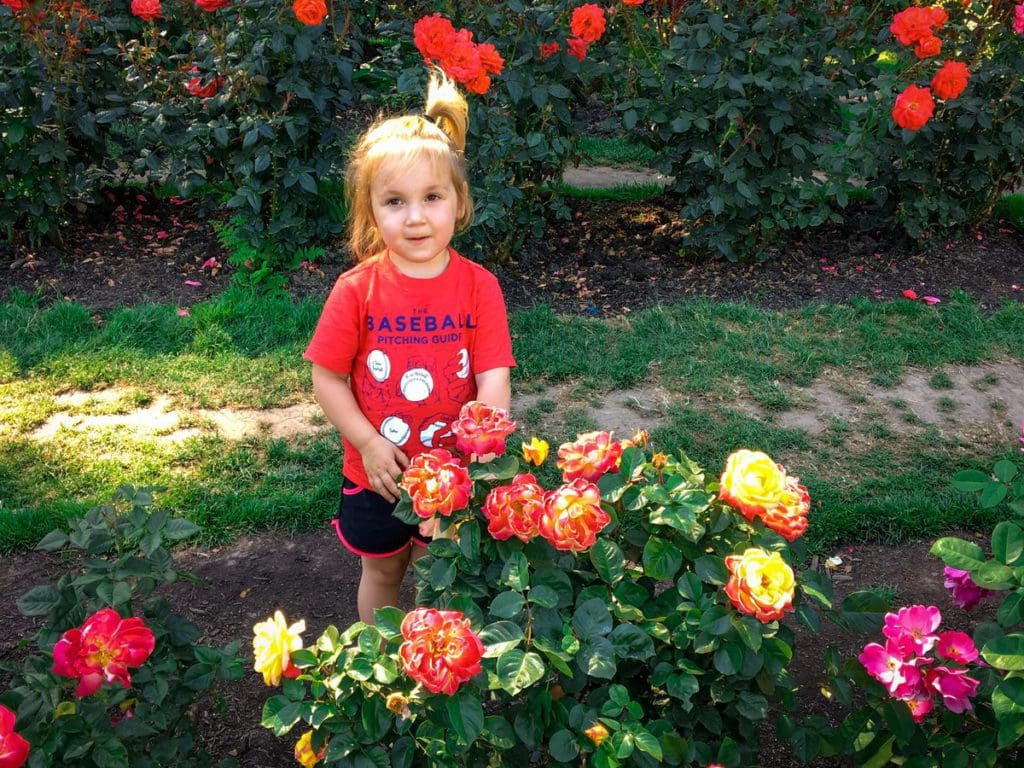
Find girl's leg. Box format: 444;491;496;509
358;548;411;624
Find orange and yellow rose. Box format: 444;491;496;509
724;548;796;623
539;478;609;552
399;608;484;695
584;722;610;746
483;473;546;542
294;730;326;768
399;448;472;519
557;430;623;482
718;449;809;541
521;436;549;466
253;610;304;686
451;400;517;457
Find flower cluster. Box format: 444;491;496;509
253;610;304;686
557;430;623;482
451;400;517;458
51;608;156;698
888;4;971;131
859;605;981;722
724;548;796;623
717;449;809;541
399;608;484;694
412;14;504;94
292;0;326;26
399;448;472;519
943;566;995;610
0;705;29;768
538;3;609;61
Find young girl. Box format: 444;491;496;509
304;72;515;624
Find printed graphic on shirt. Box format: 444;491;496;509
380;415;411;446
366;349;391;382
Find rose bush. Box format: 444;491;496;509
0;486;243;767
253;423;866;767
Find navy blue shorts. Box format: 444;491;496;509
332;478;430;557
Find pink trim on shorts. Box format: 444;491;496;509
342;484;364;496
332;518;411;559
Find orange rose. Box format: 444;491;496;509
584;722;610;746
483;473;546;542
294;731;326;768
914;34;941;59
539;479;609;552
399;608;483;694
566;37;589;61
440;29;484;85
130;0;161;21
557;431;623;482
292;0;327;26
413;13;456;63
451;400;517;457
724;548;795;623
399;449;472;519
931;60;969;101
539;41;560;59
890;6;945;46
476;42;505;76
570;3;607;44
892;84;934;131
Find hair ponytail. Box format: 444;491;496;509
423;70;469;152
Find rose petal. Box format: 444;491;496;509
921;296;941;304
902;289;918;300
177;308;190;316
184;279;202;287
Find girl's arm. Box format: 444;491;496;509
311;363;409;502
474;366;512;411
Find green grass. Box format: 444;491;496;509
993;193;1024;230
2;288;1022;554
553;181;664;202
578;136;656;169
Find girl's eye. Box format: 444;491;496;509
426;193;441;201
385;198;402;206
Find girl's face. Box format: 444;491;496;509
370;154;463;278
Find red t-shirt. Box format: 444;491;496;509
304;249;516;489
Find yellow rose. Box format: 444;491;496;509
584;722;610;746
253;610;305;686
294;730;326;768
719;449;796;520
724;548;795;623
521;437;549;466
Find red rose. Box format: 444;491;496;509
623;0;644;5
413;13;457;63
476;42;504;76
186;70;223;99
914;34;941;59
566;36;589;61
52;608;155;697
539;478;609;552
399;608;483;694
892;84;934;131
931;60;969;100
0;705;29;768
539;41;560;59
130;0;161;21
570;3;607;44
451;400;517;457
556;430;623;482
440;29;483;84
890;6;943;46
292;0;326;26
399;448;472;519
482;473;545;542
195;0;229;11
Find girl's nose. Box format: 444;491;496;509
405;203;425;223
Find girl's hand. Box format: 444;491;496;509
360;436;409;503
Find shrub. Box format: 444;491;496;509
0;486;243;768
253;408;841;767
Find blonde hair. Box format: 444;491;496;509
345;71;473;262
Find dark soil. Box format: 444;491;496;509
3;191;1022;315
0;188;1020;766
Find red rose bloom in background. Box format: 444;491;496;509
413;13;456;63
1;0;27;10
476;42;505;76
399;608;484;695
0;705;29;768
186;68;223;99
399;448;472;519
914;34;941;59
130;0;161;22
570;3;607;44
931;60;969;100
557;430;623;482
451;400;517;457
52;608;156;698
539;478;609;552
195;0;229;11
566;37;589;61
483;473;545;542
892;84;935;130
539;41;560;59
292;0;327;26
623;0;644;5
890;6;946;45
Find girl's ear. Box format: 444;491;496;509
457;181;470;219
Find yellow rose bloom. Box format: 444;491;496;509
724;548;795;623
584;722;610;746
719;449;796;519
253;610;305;686
521;437;549;466
294;730;326;768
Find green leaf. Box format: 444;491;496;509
373;607;404;638
163;518;201;541
930;537;986;571
642;536;682;580
446;690;484;746
952;469;989;491
634;729;663;761
490;591;525;619
501;551;530;590
528;584;559;608
590;539;626;585
96;581;132;609
694;555;728;585
998;591;1024;627
609;624;655;660
35;529;69;552
992;675;1024;719
482;716;516;749
495;649;545;694
479;621;525;658
981;482;1009;509
992;521;1024;566
262;695;301;736
579;637;617;679
390;737;414;768
713;642;744;675
983;634;1024;670
572;598;613;640
975;561;1015;589
17;585;61;616
994;460;1019;484
549;729;580;762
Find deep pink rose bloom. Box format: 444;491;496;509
943;567;994;610
883;604;941;655
936;630;979;664
52;608;155;697
924;666;980;713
